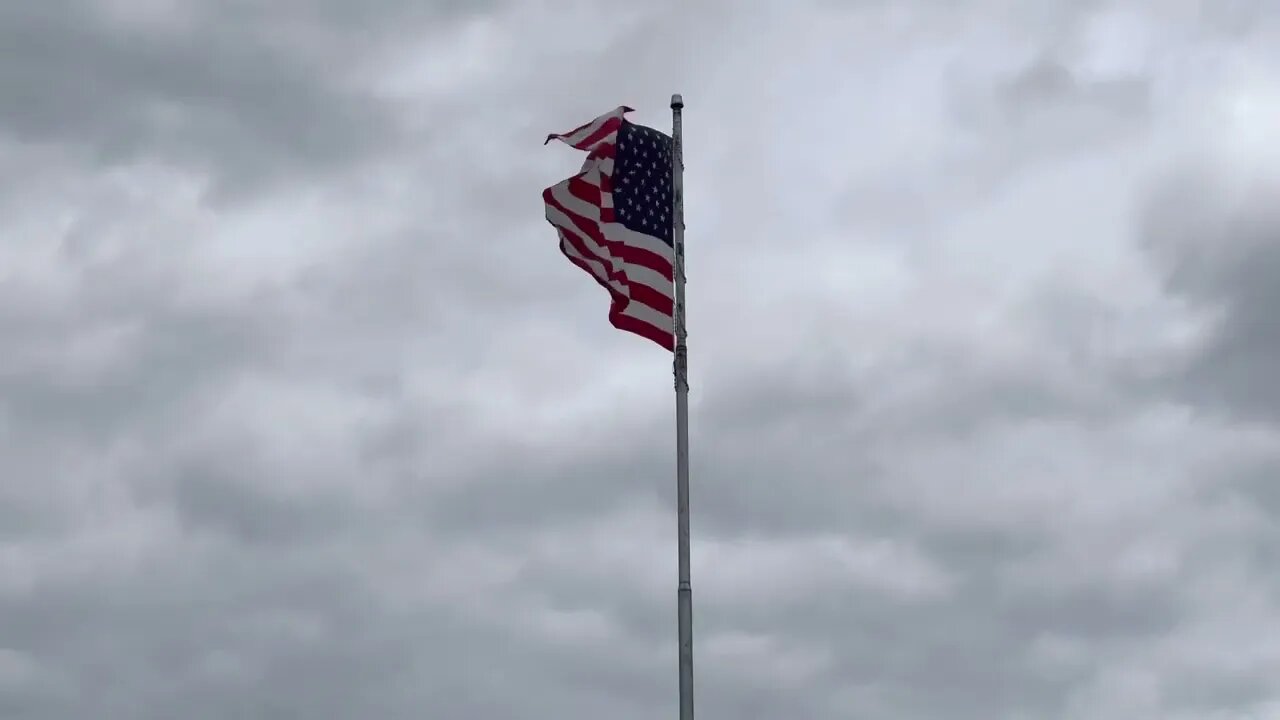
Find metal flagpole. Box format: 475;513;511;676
670;93;694;720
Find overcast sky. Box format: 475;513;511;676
3;1;1280;718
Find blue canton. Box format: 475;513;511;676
613;121;674;247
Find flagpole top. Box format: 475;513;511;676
671;94;683;109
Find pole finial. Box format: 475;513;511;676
671;93;684;109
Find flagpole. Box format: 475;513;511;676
670;93;695;720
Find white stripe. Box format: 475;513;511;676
558;234;609;284
557;229;671;306
550;183;605;229
552;229;627;297
558;234;632;301
550;197;672;288
552;182;672;263
559;231;674;336
558;236;603;277
560;237;668;304
574;156;614;187
618;263;672;301
550;187;672;271
559;119;610;147
619;294;674;331
547;189;617;270
556;107;626;148
606;223;675;264
547;207;626;285
564;233;673;331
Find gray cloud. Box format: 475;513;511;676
4;1;1280;719
0;0;493;192
1141;146;1280;420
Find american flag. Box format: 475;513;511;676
542;106;675;351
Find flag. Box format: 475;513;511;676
543;106;675;351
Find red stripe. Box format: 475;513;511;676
556;224;673;327
547;116;623;151
611;309;674;351
628;283;674;316
543;190;627;287
552;215;672;310
546;181;673;277
571;116;624;151
547;204;673;322
624;246;674;281
560;244;672;349
566;177;602;209
547;186;665;278
545;108;630;148
546;186;674;284
553;221;622;289
560;243;621;300
552;196;672;283
545;117;595;144
543;188;605;246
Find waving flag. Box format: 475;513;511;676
542;106;676;350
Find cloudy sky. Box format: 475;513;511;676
3;0;1280;718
